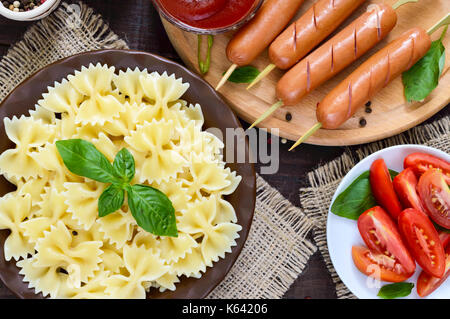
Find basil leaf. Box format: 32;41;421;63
331;169;399;220
331;171;376;220
402;28;446;102
56;139;118;183
389;169;399;179
433;221;450;234
113;148;135;183
226;66;260;83
378;282;414;299
127;184;177;237
98;184;125;217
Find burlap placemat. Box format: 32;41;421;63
300;117;450;299
0;2;316;299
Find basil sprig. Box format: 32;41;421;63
402;26;447;102
226;66;260;83
331;170;398;220
55;139;177;237
377;282;414;299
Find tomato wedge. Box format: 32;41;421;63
417;246;450;297
417;169;450;229
393;168;426;212
352;246;413;282
404;153;450;184
398;208;446;278
358;206;416;275
370;159;403;220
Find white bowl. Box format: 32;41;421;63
0;0;60;21
327;144;450;299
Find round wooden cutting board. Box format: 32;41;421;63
162;0;450;146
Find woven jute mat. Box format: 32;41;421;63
300;117;450;299
0;2;316;299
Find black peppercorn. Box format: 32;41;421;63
365;107;372;114
285;112;292;122
365;101;372;107
359;118;367;127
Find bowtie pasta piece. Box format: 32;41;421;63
0;194;34;261
139;71;189;105
0;116;56;180
96;210;135;249
126;120;188;183
34;221;102;282
112;68;149;105
38;79;84;115
63;181;106;231
105;244;169;299
178;196;241;267
21;188;77;243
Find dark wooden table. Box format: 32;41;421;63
0;0;448;299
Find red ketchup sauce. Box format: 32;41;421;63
157;0;258;30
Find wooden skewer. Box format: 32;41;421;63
247;63;276;89
288;12;450;152
216;64;237;91
392;0;418;10
248;100;283;130
288;123;322;151
427;12;450;35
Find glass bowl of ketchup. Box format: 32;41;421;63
152;0;264;34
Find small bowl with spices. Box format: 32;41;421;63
151;0;264;34
0;0;60;21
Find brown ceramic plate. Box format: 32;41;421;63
0;49;256;299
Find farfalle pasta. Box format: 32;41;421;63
0;64;242;298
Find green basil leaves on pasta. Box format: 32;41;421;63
56;139;177;237
378;282;414;299
98;184;125;217
55;139;117;183
113;148;135;183
127;184;177;237
331;169;398;220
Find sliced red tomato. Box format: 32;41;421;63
370;159;403;220
393;168;426;212
439;231;450;248
404;152;450;183
398;208;446;278
417;169;450;229
358;206;416;275
352;246;413;282
417;246;450;297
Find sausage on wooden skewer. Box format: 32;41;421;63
288;26;432;151
278;3;397;106
316;27;431;129
248;0;367;89
216;0;306;90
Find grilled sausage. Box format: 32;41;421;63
278;3;397;106
226;0;305;66
269;0;366;70
317;27;431;129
